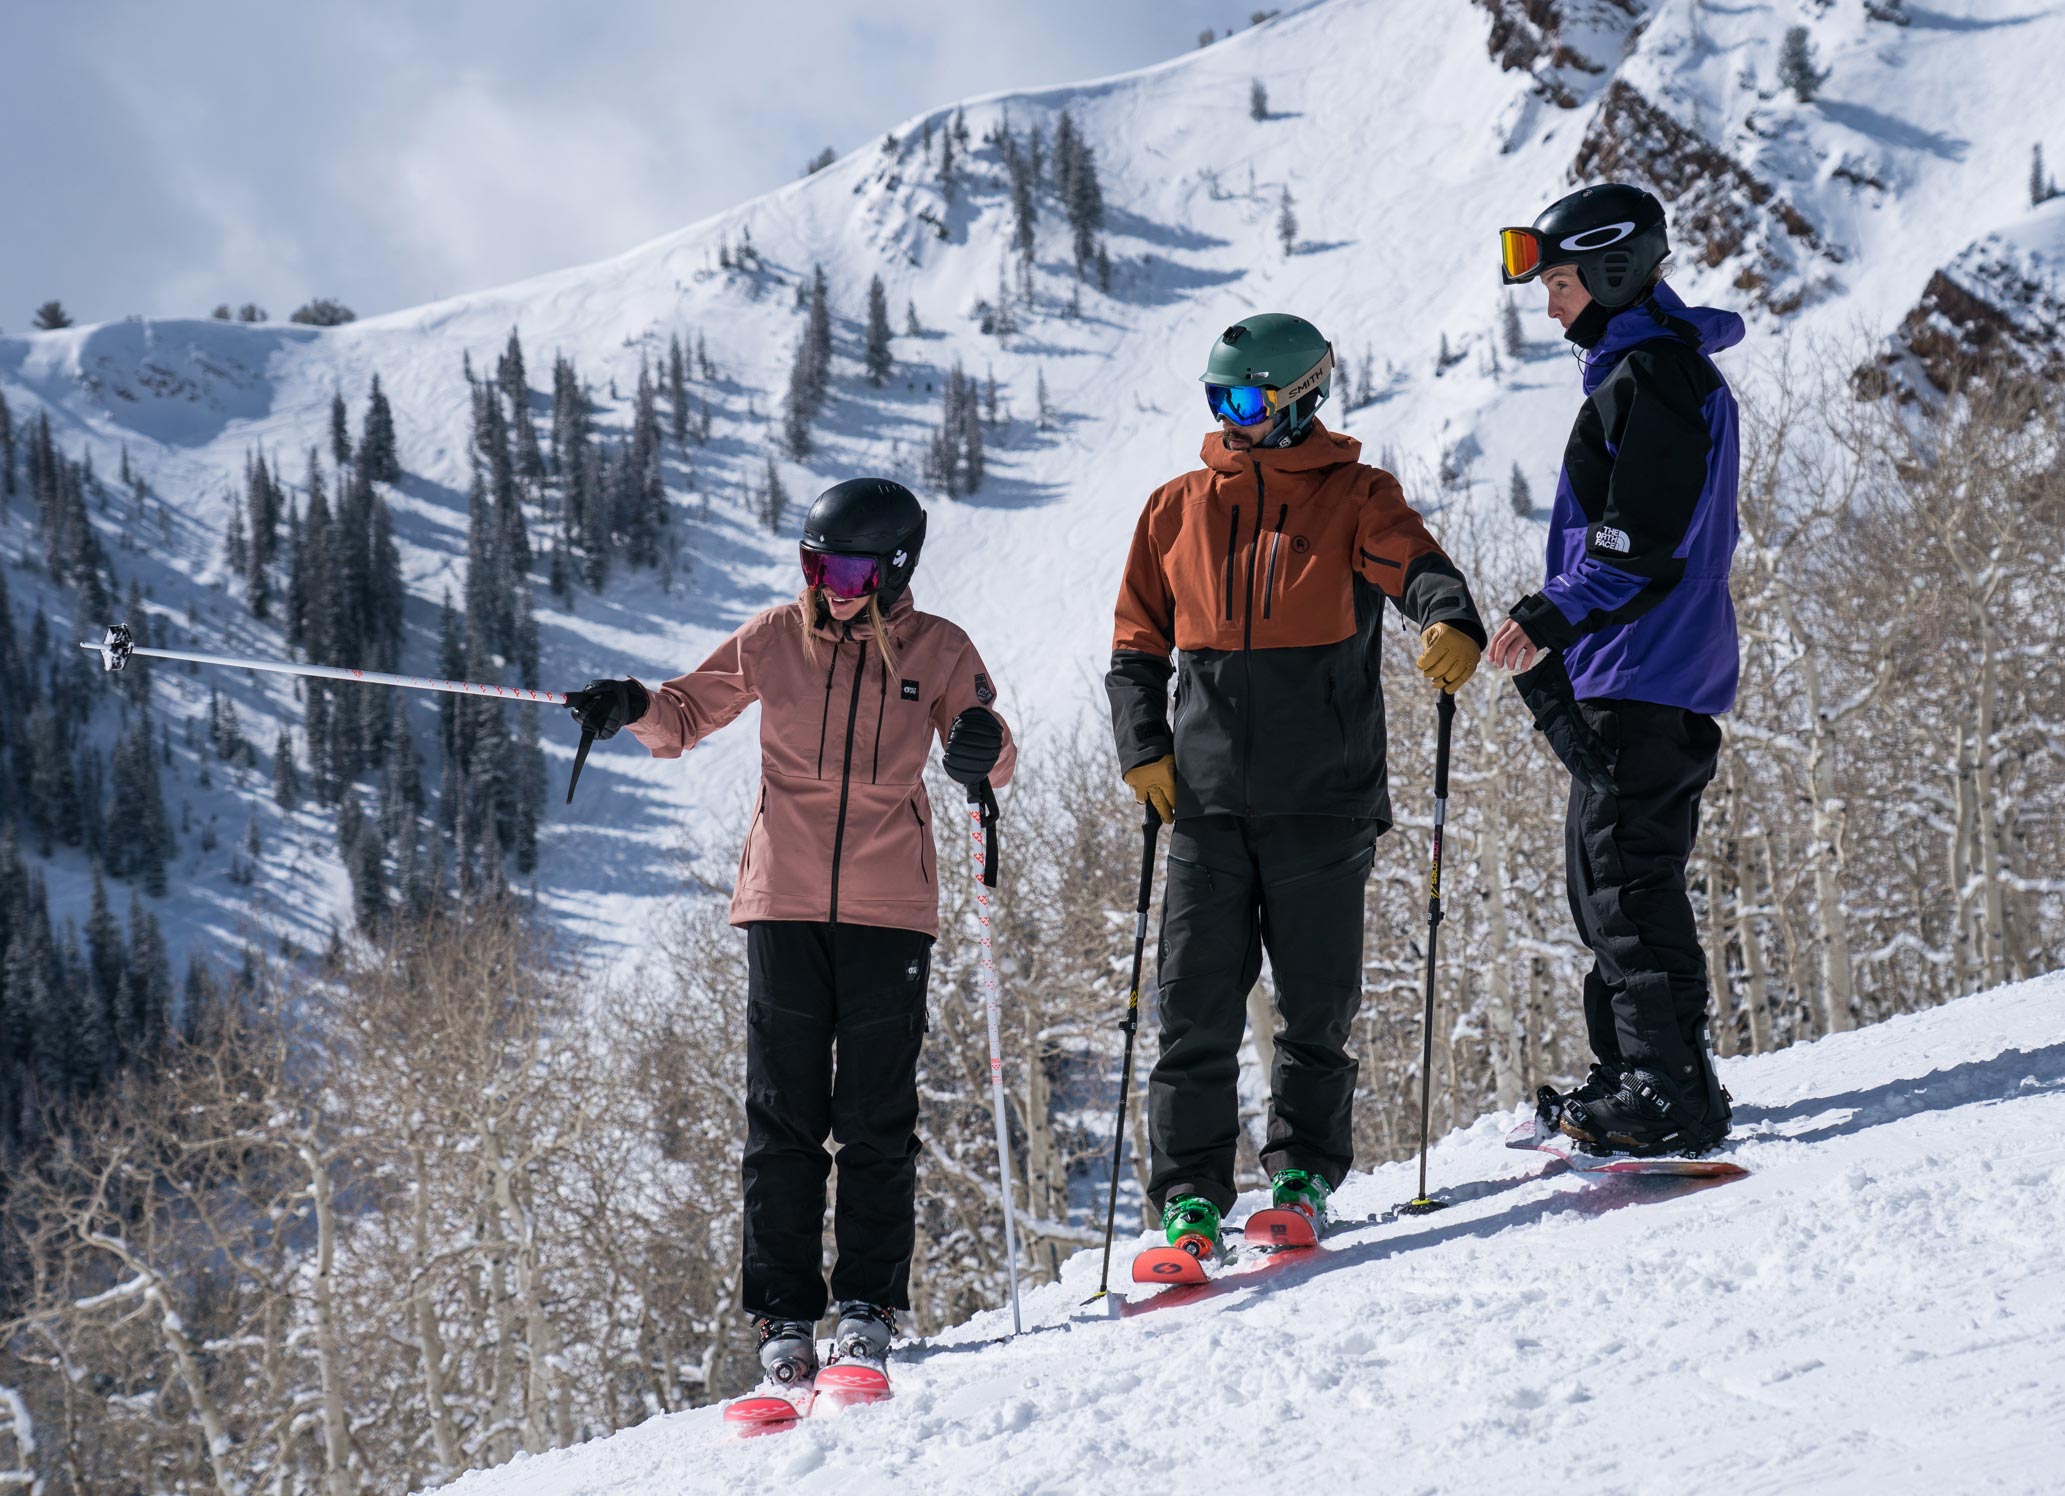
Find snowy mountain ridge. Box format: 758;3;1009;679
430;971;2065;1495
4;0;2064;964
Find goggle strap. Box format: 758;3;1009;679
1272;344;1334;410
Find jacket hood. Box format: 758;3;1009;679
1584;281;1745;388
1201;420;1362;477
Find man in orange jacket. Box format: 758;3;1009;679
1107;313;1484;1256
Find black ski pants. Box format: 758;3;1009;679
1565;701;1723;1087
741;920;932;1323
1148;814;1378;1216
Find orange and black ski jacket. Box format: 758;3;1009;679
1107;424;1484;825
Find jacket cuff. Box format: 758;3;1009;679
1511;592;1580;652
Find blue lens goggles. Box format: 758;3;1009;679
1205;383;1276;426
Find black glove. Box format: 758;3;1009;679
565;678;649;740
1511;654;1614;796
942;706;1004;786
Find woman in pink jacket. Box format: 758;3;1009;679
567;478;1014;1397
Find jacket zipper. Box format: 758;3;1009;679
1222;504;1240;623
815;638;840;778
911;799;929;884
872;646;888;783
827;637;868;922
1240;468;1266;811
1261;503;1288;619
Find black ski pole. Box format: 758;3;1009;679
1085;801;1162;1304
1403;690;1456;1216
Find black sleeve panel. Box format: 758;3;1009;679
1106;649;1176;773
1588;343;1713;589
1395;552;1488;647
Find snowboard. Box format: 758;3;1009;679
1504;1113;1747;1178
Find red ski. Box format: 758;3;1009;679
1238;1206;1320;1251
1130;1243;1212;1287
815;1360;892;1410
723;1383;815;1436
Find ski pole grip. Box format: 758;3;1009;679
1433;690;1456;801
969;779;1001;888
1134;809;1160;915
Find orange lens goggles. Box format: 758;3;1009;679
1499;227;1543;284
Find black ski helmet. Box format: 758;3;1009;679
1501;183;1670;309
800;478;927;607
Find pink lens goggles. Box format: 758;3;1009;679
800;548;882;597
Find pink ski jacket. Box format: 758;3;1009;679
630;592;1016;937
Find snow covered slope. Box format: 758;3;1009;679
432;972;2065;1496
4;0;2064;958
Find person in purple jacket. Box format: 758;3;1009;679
1486;183;1744;1156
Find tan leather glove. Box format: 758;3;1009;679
1417;623;1482;693
1122;754;1177;822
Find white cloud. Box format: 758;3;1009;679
0;0;1223;324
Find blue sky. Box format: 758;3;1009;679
0;0;1237;329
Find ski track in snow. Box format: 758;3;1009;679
434;974;2065;1496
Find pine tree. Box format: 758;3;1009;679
273;726;300;807
1010;151;1038;265
669;332;690;445
782;342;816;460
1501;294;1527;358
906;300;923;338
758;455;790;533
83;866;124;1076
1036;366;1054;430
940;121;958;201
126;893;171;1053
330;390;352;467
0;388;14;499
1509;463;1533;518
1277;187;1298;256
32;301;73;330
1777;26;1828;101
864;275;894;385
359;374;402;483
1250;80;1269;121
806;264;833;399
109;711;172;896
1057;112;1106;274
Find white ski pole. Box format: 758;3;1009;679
79;623;603;802
966;779;1024;1336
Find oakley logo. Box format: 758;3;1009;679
1595;526;1632;555
1560;222;1637;252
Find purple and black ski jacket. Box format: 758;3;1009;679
1510;282;1745;717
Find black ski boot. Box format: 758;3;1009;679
828;1300;895;1369
1535;1061;1624;1121
752;1316;819;1387
1559;1060;1730;1157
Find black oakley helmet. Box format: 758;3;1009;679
1499;183;1670;310
800;478;927;607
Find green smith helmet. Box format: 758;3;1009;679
1201;313;1334;449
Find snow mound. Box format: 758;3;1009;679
431;973;2065;1495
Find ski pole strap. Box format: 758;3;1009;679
969;779;1001;887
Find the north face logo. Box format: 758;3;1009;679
1595;526;1632;555
900;679;920;701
